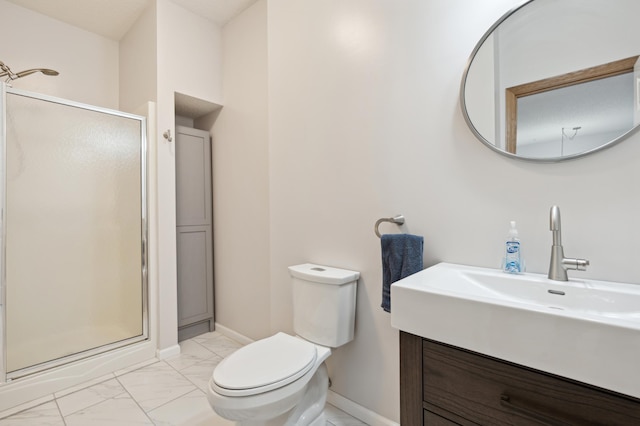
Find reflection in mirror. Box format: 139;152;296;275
507;56;638;157
461;0;640;162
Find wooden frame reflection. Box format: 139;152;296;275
505;55;639;154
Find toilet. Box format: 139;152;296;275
207;263;360;425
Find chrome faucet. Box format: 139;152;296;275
548;206;589;281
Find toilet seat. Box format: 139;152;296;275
212;333;317;397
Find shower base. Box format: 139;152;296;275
0;337;155;412
7;324;143;374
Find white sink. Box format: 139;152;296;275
390;262;640;399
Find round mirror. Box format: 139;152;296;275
461;0;640;162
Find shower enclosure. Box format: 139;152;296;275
0;84;148;380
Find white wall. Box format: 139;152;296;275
216;0;640;422
120;1;157;113
212;0;271;340
157;0;222;103
0;0;119;109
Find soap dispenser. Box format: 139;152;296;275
504;221;521;274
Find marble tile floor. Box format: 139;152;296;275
0;332;368;426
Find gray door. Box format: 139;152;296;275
175;126;213;337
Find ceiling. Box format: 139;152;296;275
5;0;259;40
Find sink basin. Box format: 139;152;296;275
391;262;640;399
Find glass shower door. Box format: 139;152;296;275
2;87;147;376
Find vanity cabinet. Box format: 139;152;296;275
400;331;640;425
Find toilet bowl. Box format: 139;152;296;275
207;263;359;425
207;333;331;425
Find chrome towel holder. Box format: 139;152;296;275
374;215;405;238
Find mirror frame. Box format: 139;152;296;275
460;0;640;163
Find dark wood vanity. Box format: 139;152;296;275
400;331;640;425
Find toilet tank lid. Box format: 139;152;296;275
288;263;360;285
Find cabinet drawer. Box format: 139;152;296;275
423;339;640;425
424;409;463;426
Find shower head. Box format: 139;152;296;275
0;60;59;81
14;68;60;79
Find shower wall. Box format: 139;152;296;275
2;88;147;376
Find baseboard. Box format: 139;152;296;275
327;390;399;426
155;344;180;360
214;322;254;345
178;321;212;342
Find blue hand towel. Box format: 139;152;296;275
381;234;423;313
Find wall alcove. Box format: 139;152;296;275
174;91;222;341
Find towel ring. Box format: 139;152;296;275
374;215;405;238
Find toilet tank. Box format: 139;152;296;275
288;263;360;348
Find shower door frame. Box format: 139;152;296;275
0;84;149;381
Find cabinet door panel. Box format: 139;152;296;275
176;126;211;227
177;226;213;326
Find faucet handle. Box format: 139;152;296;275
562;258;589;272
575;259;589;271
